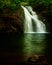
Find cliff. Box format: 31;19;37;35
0;7;24;34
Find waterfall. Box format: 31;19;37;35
21;6;46;33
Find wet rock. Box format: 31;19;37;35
0;7;24;34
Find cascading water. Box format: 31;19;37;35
20;6;46;58
21;6;46;33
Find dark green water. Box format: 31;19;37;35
0;33;52;55
22;33;46;55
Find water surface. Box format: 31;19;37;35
0;33;52;55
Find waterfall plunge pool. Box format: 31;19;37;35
0;33;51;62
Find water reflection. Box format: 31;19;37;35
23;33;46;55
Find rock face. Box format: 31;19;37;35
0;7;24;34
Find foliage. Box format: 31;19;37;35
0;0;52;13
28;0;52;14
0;0;21;12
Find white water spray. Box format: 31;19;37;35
21;6;46;33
